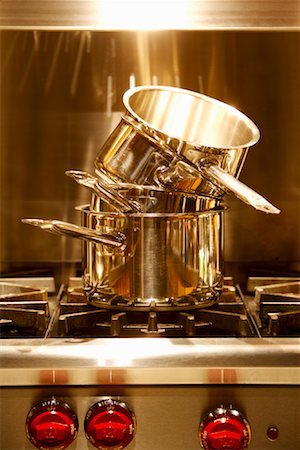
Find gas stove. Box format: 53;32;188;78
1;276;300;450
1;276;299;339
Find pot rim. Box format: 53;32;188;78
123;85;260;150
76;204;226;218
90;185;220;200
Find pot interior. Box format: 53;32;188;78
124;86;260;149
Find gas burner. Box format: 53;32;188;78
72;288;220;312
0;280;53;337
57;283;254;337
67;278;237;312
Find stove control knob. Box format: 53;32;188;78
26;398;78;450
84;399;136;449
199;406;251;449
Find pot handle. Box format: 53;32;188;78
22;218;126;250
66;169;141;213
201;164;280;214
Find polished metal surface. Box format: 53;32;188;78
93;113;273;215
66;169;142;213
95;87;263;201
1;386;299;450
22;218;126;249
1;25;300;450
0;337;299;386
90;184;220;214
80;207;223;304
94;115;177;187
202;164;280;214
0;1;299;30
22;207;224;304
1;30;300;273
123;85;260;149
94;86;279;213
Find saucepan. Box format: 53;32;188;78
22;206;224;306
66;169;220;214
94;86;279;214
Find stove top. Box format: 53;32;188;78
1;276;299;450
0;276;299;339
1;275;299;391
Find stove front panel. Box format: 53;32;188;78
1;385;299;450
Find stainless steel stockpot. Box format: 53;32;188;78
22;206;224;306
79;206;224;306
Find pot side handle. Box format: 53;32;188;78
66;169;141;213
21;218;126;250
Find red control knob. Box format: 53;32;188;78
84;399;136;449
199;406;251;450
26;398;78;449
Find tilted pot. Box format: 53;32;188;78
66;169;220;213
94;86;279;214
90;186;219;214
122;85;260;174
94;114;174;187
79;206;224;306
22;206;224;307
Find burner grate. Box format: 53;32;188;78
0;280;53;337
0;307;47;335
56;284;254;338
251;280;300;336
1;276;299;338
267;310;300;336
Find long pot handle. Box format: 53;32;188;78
66;169;141;213
201;164;280;214
22;218;126;250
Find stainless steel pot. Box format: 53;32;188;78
95;84;257;187
22;207;224;307
94;86;279;214
122;85;260;169
66;169;220;213
80;206;224;307
90;187;219;214
94;114;175;187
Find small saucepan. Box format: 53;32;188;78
66;169;220;214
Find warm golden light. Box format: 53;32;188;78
98;0;191;30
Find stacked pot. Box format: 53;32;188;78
23;86;280;309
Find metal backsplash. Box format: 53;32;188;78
1;0;299;30
1;30;299;277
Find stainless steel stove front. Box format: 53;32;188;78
1;385;299;450
1;337;300;450
1;278;300;450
